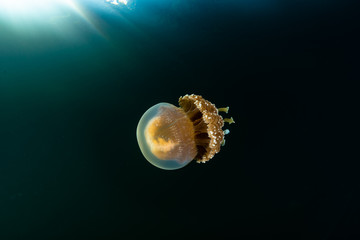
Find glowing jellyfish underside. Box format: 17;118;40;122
136;94;234;170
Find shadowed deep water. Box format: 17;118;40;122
0;0;357;239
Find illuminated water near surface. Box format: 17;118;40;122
0;0;139;44
0;0;277;42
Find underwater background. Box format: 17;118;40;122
0;0;357;239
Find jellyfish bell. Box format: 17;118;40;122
137;102;196;170
136;94;234;170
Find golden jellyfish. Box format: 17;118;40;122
136;94;235;170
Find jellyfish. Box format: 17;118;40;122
136;94;235;170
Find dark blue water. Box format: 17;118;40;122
0;0;357;239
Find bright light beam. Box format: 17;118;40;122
0;0;138;41
0;0;106;39
105;0;128;5
0;0;71;21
